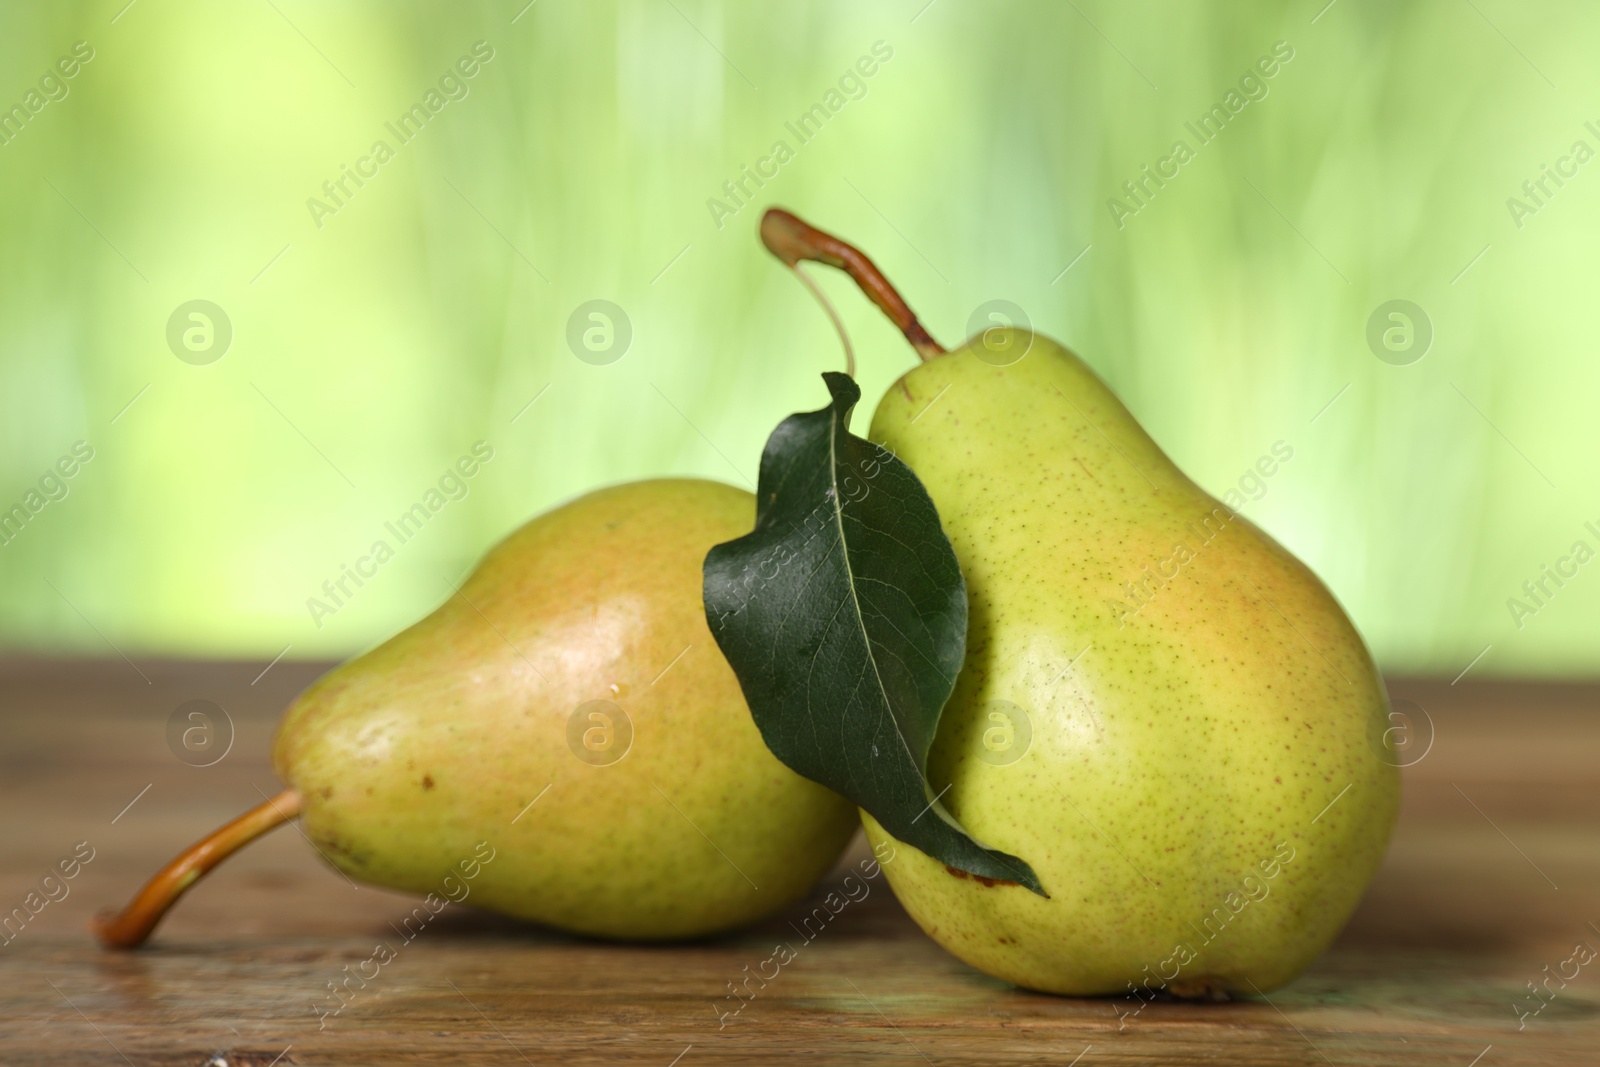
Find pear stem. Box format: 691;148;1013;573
760;208;947;362
91;789;303;950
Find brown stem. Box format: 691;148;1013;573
91;789;303;950
760;208;947;362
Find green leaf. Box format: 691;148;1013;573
703;372;1044;895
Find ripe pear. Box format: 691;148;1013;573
95;479;857;947
761;209;1399;998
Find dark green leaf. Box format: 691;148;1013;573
703;372;1044;894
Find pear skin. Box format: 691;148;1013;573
861;331;1399;996
273;478;858;940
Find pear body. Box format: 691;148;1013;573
862;331;1398;996
273;479;857;940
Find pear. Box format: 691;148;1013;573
95;479;858;947
762;209;1399;998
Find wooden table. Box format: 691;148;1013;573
2;659;1596;1066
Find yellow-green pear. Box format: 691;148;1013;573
760;208;1399;999
862;332;1398;996
95;479;858;947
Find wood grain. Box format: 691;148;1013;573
1;660;1596;1065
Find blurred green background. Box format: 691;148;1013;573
0;0;1594;676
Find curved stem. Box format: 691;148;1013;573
789;263;856;379
760;208;947;362
91;789;303;950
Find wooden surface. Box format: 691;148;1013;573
2;659;1598;1066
